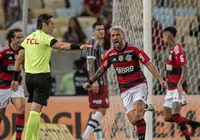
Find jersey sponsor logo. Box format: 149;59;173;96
118;55;123;62
166;64;172;71
26;38;39;45
125;54;132;61
93;100;102;104
116;65;134;74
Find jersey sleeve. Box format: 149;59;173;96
43;33;55;47
134;47;150;64
101;51;111;70
86;38;97;59
174;45;187;65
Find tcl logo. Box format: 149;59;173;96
26;38;39;45
116;65;134;74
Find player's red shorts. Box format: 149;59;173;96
88;85;109;109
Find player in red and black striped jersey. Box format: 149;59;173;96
163;26;200;140
82;22;109;140
0;28;25;140
83;26;166;140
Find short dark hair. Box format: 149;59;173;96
92;22;103;29
163;26;177;37
37;13;53;29
6;28;22;43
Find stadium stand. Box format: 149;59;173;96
153;7;174;27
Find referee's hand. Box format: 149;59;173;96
80;45;92;50
11;81;19;92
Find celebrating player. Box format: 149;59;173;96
83;26;166;140
82;22;109;140
0;28;25;140
163;26;200;140
10;13;91;140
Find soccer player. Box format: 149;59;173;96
163;26;200;140
0;28;25;140
10;13;91;140
82;22;109;140
83;26;166;140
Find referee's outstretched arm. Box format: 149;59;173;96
52;41;91;50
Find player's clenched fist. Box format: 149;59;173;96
11;81;19;92
83;82;92;91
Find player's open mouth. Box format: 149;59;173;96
114;40;120;47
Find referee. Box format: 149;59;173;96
10;13;90;140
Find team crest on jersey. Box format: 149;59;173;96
14;54;18;59
125;54;132;61
118;55;123;62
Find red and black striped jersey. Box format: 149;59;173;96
87;37;107;85
166;44;187;92
0;44;22;89
102;43;150;93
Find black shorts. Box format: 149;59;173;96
25;73;51;106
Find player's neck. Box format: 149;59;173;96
96;38;104;46
169;40;176;49
10;43;19;51
119;41;126;51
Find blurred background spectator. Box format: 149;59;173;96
8;8;36;35
62;17;87;44
2;0;22;28
100;0;112;51
73;57;89;95
81;0;105;17
59;57;88;95
59;71;75;95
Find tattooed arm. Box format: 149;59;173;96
83;66;108;90
89;66;107;83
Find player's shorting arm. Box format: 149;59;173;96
145;61;163;81
87;58;95;78
178;64;188;85
88;66;107;85
13;49;24;81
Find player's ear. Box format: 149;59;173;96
43;22;46;27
